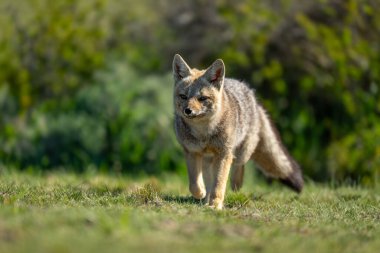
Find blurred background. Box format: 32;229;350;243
0;0;379;186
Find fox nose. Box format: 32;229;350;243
184;108;192;115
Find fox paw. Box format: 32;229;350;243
190;185;206;200
209;198;223;210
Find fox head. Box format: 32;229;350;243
172;54;225;121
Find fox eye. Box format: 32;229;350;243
179;94;187;100
198;96;209;102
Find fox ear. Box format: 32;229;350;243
172;54;191;83
204;59;225;89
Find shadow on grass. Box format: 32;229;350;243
162;195;202;205
163;192;268;208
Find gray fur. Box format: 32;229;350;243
173;54;304;209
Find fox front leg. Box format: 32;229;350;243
184;152;206;199
202;156;214;204
209;151;233;210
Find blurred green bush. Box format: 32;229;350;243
0;61;185;173
218;0;380;185
0;0;379;185
0;0;170;110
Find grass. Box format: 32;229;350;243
0;170;379;253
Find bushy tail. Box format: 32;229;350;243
251;106;304;193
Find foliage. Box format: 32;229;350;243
0;62;185;174
0;0;170;110
0;0;379;184
327;126;380;185
218;0;380;185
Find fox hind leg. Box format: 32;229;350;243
230;165;245;191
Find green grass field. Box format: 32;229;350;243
0;170;379;253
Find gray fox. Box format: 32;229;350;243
172;54;303;209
